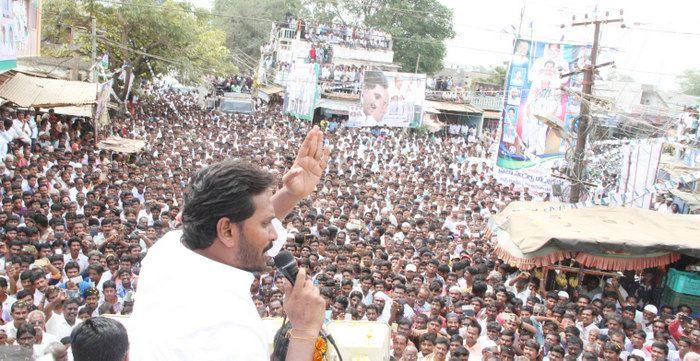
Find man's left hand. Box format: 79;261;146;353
282;125;330;199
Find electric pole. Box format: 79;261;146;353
91;16;97;83
567;12;624;203
415;54;421;74
90;0;97;83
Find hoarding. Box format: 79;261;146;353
347;71;426;128
283;62;319;120
495;39;591;193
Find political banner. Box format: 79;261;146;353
617;142;663;209
347;71;426;128
283;63;319;121
495;39;591;193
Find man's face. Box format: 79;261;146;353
651;346;667;361
64;303;78;322
28;315;45;332
225;192;277;272
86;294;99;309
104;287;117;301
434;343;448;359
361;84;388;122
12;306;28;326
88;269;101;284
581;309;593;325
366;308;378;321
17;331;34;348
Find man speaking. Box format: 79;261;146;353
130;126;331;360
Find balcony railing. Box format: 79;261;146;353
426;90;503;110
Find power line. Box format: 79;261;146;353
90;0;687;79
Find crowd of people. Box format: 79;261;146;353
281;16;392;51
0;82;694;361
318;63;365;94
211;74;254;94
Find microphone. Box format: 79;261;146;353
273;250;298;285
273;251;343;361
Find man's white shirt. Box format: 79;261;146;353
130;230;270;361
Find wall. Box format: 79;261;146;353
14;0;42;59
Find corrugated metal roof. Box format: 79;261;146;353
424;100;482;114
258;85;284;95
0;73;97;108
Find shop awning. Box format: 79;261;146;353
0;73;98;108
258;85;284;95
483;110;502;119
489;201;700;270
97;136;146;154
425;100;483;114
40;105;93;118
316;98;356;114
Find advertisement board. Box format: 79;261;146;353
495;39;591;193
347;71;426;128
283;62;319;120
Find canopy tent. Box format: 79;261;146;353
490;201;700;271
40;105;93;118
97;137;146;154
0;73;98;108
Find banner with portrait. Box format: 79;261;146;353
495;39;591;194
283;63;319;121
346;71;426;128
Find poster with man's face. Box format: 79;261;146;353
348;71;426;128
494;39;591;194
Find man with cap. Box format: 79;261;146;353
642;304;658;333
657;197;674;214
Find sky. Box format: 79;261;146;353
186;0;700;90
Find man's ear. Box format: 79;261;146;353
216;217;240;248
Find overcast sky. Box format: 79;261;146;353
187;0;699;90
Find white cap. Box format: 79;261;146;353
643;304;658;315
405;264;417;272
557;290;570;299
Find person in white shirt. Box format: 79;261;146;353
63;239;89;273
657;198;674;214
46;298;81;339
1;300;30;339
130;127;330;361
26;310;60;357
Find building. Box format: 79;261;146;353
593;81;700;139
258;19;399;118
0;0;43;72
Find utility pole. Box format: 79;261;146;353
91;16;97;82
567;12;624;203
414;54;420;74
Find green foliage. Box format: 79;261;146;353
213;0;302;67
41;0;235;84
485;64;507;87
677;69;700;96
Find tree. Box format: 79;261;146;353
677;69;700;96
213;0;302;67
42;0;235;85
485;64;507;87
304;0;454;74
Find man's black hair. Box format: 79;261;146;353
363;71;388;90
70;317;129;361
181;160;273;250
